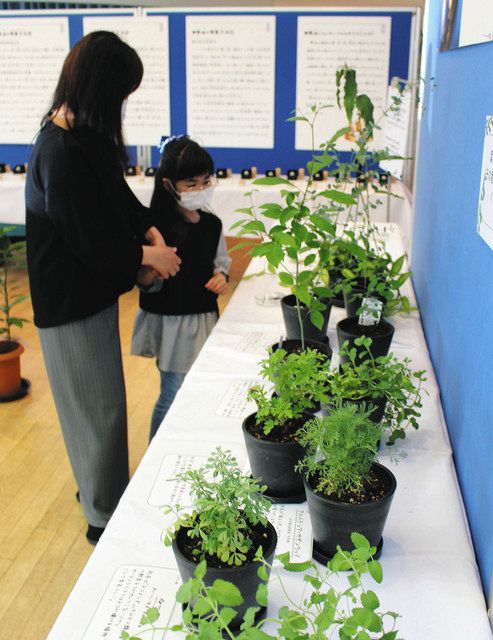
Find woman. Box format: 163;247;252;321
25;31;180;544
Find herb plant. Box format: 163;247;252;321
0;226;28;347
329;337;426;444
296;403;382;500
163;448;270;567
122;533;402;640
248;347;330;435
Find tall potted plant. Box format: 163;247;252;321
163;448;277;630
0;226;29;400
243;346;330;502
297;402;397;563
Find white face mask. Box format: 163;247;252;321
178;186;214;211
121;99;128;122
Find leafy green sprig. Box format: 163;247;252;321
122;533;402;640
328;337;426;445
248;347;330;435
296;402;381;499
163;448;270;567
0;226;29;343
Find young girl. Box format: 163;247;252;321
131;135;231;439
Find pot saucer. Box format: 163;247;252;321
0;378;30;403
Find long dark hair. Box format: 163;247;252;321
150;136;214;243
44;31;143;162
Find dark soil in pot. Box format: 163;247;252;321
304;462;396;563
172;520;277;630
281;294;332;342
0;340;18;355
271;338;332;361
337;317;394;365
243;411;313;502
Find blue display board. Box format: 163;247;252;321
0;8;415;171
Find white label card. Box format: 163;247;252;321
148;453;208;507
83;565;180;639
380;84;412;180
269;504;313;564
477;116;493;251
358;297;383;326
215;378;261;418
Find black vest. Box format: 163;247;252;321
140;210;222;316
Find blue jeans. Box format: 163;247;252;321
150;369;185;440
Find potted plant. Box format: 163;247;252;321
0;226;29;401
296;402;396;563
124;533;402;640
325;337;426;445
243;347;330;502
163;447;277;630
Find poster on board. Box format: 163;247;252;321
83;16;170;145
0;17;69;144
186;15;276;148
295;16;391;151
477;116;493;250
459;0;493;47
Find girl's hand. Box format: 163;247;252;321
205;272;228;295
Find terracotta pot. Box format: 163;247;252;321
0;341;24;398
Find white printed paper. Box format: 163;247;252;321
380;84;412;179
186;15;275;148
82;565;180;640
235;331;278;354
459;0;493;47
0;18;69;143
269;504;313;564
295;17;391;151
148;453;208;507
358;296;383;326
83;16;170;145
215;378;261;418
477;116;493;250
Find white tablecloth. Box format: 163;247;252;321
46;224;492;640
0;173;413;252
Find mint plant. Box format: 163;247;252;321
329;337;426;445
163;448;270;567
248;347;330;435
296;403;382;499
122;533;402;640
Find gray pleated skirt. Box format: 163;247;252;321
38;303;129;527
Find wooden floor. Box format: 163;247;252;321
0;238;253;640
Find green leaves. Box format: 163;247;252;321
255;583;268;607
368;560;384;584
140;607;159;625
253;177;294;187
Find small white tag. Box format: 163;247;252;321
358;296;383;326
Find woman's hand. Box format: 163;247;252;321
142;226;181;279
205;272;228;295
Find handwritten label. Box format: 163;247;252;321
295;17;391;151
148;454;209;507
82;565;180;639
380;84;412;179
83;17;170;145
0;18;69;143
235;331;277;354
358;296;383;326
215;378;260;418
186;15;275;148
269;504;313;564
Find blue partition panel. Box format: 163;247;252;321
412;0;493;597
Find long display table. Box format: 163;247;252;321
47;224;492;640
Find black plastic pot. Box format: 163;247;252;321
172;521;277;629
321;395;387;424
243;412;313;502
281;294;332;343
304;462;396;564
342;284;368;318
337;317;395;365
